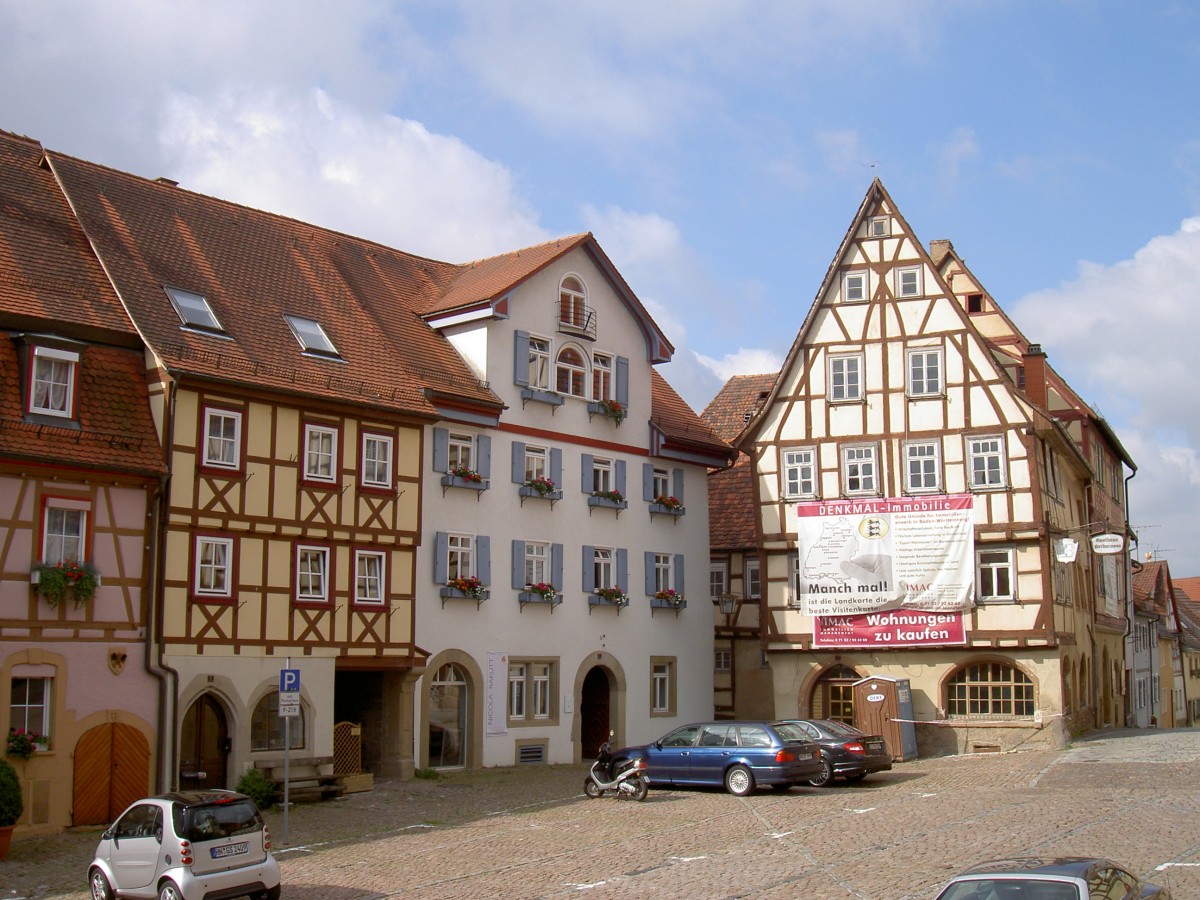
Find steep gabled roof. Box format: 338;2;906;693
1133;560;1175;620
45;149;500;419
702;372;777;444
1171;577;1200;651
649;369;734;468
702;374;776;551
0;130;164;475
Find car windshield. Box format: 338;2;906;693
937;878;1081;900
177;799;263;842
820;720;865;737
771;722;809;743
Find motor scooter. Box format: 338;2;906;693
583;738;648;801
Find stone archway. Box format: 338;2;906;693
180;693;229;789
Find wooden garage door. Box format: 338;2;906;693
73;723;150;826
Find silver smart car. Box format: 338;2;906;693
88;790;280;900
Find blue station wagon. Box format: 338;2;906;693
617;721;823;796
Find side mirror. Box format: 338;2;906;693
654;740;663;750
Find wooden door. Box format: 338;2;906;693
72;723;150;826
180;694;228;789
580;667;611;759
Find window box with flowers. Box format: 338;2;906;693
519;582;562;610
31;560;100;608
6;728;47;760
649;495;686;520
588;490;627;514
440;575;489;607
587;398;625;426
589;586;630;613
651;588;686;612
520;387;565;409
519;476;562;504
441;466;489;496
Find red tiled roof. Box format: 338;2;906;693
45;150;499;418
1133;560;1174;617
701;373;777;443
649;370;734;465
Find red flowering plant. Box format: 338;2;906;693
654;588;685;607
447;575;485;599
597;399;625;424
449;465;483;483
33;560;99;608
654;495;683;511
594;585;629;606
525;476;557;497
6;727;44;760
526;582;557;602
592;489;624;504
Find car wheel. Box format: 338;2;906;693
157;879;183;900
584;776;603;798
88;868;114;900
807;758;834;787
724;764;755;796
261;887;282;900
845;772;868;784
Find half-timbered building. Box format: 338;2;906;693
0;131;166;834
738;180;1105;753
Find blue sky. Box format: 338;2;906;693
3;1;1200;571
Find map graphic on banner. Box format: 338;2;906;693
787;494;976;616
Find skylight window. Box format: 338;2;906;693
284;315;339;358
165;286;223;332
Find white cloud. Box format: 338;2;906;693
936;126;981;183
695;347;784;383
818;130;870;176
158;88;547;261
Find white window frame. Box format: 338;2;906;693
524;446;548;483
896;266;923;298
652;661;673;713
828;354;863;402
448;432;474;472
842;271;868;303
29;346;78;418
651;467;670;500
195;536;233;598
559;276;588;328
715;649;732;673
361;433;393;489
555;346;587;397
841;444;878;496
592;352;613;402
592;457;614;495
203;408;241;470
532;663;551;719
594;547;615;590
355;549;386;606
905;441;941;493
447;533;475;580
968;435;1007;489
42;502;87;565
296;545;330;603
708;563;728;599
977;548;1015;603
10;676;51;742
525;541;549;587
907;348;943;397
868;217;890;237
304;423;338;483
508;663;527;719
508;659;556;723
745;558;761;599
528;336;551;390
653;553;673;594
783;448;817;499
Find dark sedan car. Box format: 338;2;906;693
616;721;822;796
781;718;892;787
933;857;1172;899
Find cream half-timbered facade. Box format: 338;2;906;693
741;181;1099;753
0;131;166;835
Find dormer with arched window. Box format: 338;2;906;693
558;275;596;340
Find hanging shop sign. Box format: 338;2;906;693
1090;533;1126;555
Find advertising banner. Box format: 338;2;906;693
486;651;507;735
812;611;967;648
787;494;975;616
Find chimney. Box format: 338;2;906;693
1022;343;1047;408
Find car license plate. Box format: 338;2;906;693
211;841;248;859
866;741;882;750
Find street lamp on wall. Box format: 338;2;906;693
716;593;737;617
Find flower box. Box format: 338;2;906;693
651;596;687;611
587;495;627;512
586;400;625;425
520;387;564;408
518;591;563;610
518;485;563;502
649;502;685;518
441;474;489;492
439;586;489;606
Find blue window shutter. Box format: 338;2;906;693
581;454;594;493
550;448;563;486
511;540;525;589
615;460;626;497
434;532;449;583
674;554;685;594
477;435;491;478
616;549;629;591
433;428;449;473
642;463;654;501
552;543;563;589
616;356;630;408
673;468;685;502
514;331;530;386
511;442;525;484
582;546;596;592
644;552;656;596
477;536;491;584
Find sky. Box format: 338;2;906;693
2;1;1200;572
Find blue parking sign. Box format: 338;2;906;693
280;668;300;692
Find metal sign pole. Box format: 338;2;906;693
283;656;290;846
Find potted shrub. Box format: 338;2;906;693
0;756;23;859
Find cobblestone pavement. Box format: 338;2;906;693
6;728;1200;900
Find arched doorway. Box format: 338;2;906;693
429;663;468;768
580;667;611;758
810;664;860;724
180;693;229;790
72;722;150;825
